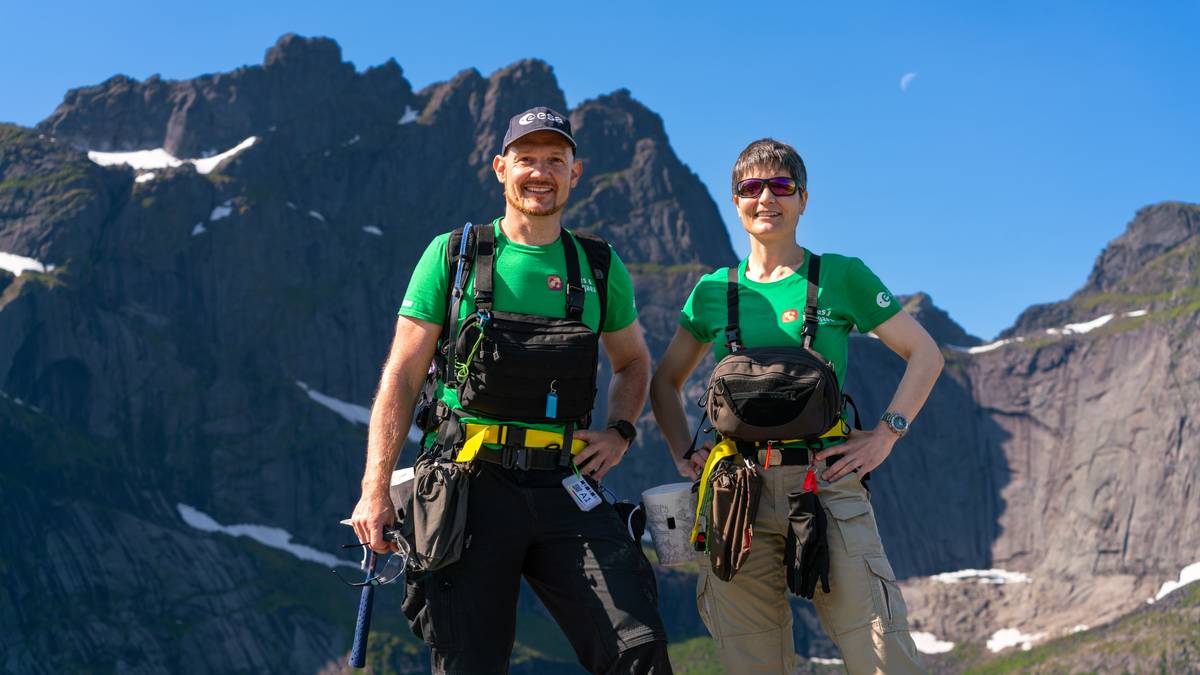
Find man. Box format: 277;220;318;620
350;107;671;674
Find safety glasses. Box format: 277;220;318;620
331;531;411;587
734;176;800;199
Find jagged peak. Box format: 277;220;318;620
262;33;344;69
898;292;982;347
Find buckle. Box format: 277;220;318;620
514;447;531;471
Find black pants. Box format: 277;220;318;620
403;463;672;674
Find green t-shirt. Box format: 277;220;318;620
399;218;638;433
679;251;901;389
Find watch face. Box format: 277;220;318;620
891;416;909;431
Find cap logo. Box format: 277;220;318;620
519;111;565;126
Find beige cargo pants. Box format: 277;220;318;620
696;456;926;674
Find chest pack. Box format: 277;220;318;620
704;255;844;443
438;222;611;426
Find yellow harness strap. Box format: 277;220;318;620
456;423;588;463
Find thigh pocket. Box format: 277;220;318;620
826;499;883;557
407;572;459;649
865;554;908;632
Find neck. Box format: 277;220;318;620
746;237;806;281
501;207;563;245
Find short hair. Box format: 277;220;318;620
731;138;807;195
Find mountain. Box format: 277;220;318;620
3;33;1198;673
1;34;734;674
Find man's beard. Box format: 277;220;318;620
505;179;569;217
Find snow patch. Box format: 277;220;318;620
1150;561;1200;603
964;337;1025;354
1069;624;1090;634
296;380;370;425
399;105;419;124
192;137;258;174
209;201;233;221
1124;309;1149;318
191;223;206;236
363;226;383;236
177;503;356;568
135;172;156;183
345;135;360;146
89;136;257;175
986;628;1045;652
308;210;326;223
931;568;1031;585
286;201;297;210
808;657;844;665
0;251;53;277
1047;313;1113;335
911;631;955;654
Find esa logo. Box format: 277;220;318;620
519;111;565;125
546;274;563;291
876;292;892;308
781;309;799;323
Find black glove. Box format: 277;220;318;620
784;490;831;599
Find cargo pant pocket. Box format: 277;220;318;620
404;572;459;649
826;498;883;557
865;554;908;632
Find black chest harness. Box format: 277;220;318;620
420;222;612;440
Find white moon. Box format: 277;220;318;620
900;72;918;92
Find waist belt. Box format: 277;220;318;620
456;423;586;470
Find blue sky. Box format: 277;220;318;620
2;1;1197;339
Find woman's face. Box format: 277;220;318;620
732;164;807;240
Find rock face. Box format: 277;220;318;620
1;34;735;673
3;33;1198;673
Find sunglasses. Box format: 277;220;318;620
331;528;410;588
734;176;801;199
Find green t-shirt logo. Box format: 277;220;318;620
546;274;563;291
876;292;893;308
781;309;799;323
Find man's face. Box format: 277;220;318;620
494;132;583;218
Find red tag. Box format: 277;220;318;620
803;468;818;494
763;441;773;471
546;274;563;290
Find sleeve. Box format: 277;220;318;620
602;248;638;332
842;256;902;333
678;270;720;343
397;234;451;325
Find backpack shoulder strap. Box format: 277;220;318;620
442;222;480;381
471;223;496;311
801;253;822;349
724;266;743;352
569;230;612;332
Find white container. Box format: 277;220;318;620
642;482;698;566
390;467;416;521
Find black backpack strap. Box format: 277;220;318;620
801;253;822;349
571;231;612;332
559;231;586;320
445;223;478;381
472;224;496;311
724;266;744;352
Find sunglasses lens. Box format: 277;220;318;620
736;179;765;198
767;178;798;196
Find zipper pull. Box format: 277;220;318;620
763;441;774;471
545;380;558;418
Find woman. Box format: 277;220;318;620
650;138;942;674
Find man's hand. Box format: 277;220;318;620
678;440;712;480
572;428;630;481
350;489;399;555
816;426;898;482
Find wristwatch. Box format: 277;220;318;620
880;411;910;438
608;420;637;449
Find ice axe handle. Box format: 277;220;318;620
348;550;378;668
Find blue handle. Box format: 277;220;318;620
348;551;378;668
